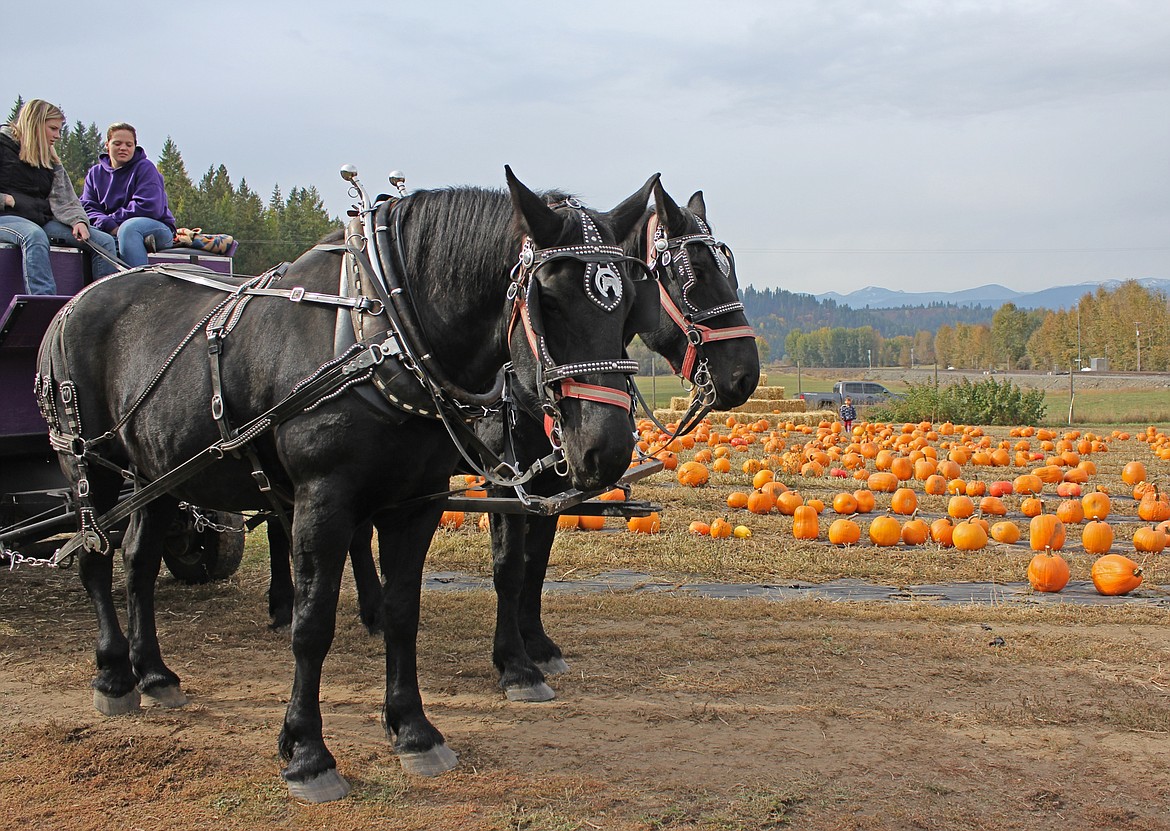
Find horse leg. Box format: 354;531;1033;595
79;544;139;715
277;499;354;803
77;469;139;715
123;498;186;707
266;521;294;629
518;515;569;675
490;512;554;702
348;520;383;634
376;509;459;776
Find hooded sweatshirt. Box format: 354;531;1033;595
0;124;89;227
80;146;176;232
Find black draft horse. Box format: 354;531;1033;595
282;182;760;698
483;181;761;700
37;168;659;802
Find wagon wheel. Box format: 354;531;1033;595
162;510;246;584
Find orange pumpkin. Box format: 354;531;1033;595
439;510;465;530
1027;550;1070;592
1081;489;1111;521
627;512;661;534
677;461;711;487
1081;520;1114;554
867;471;899;493
979;496;1007;516
775;491;804;516
930;517;955;547
751;468;774;489
952;520;989;551
1029;513;1066;551
1020;497;1044;518
852;489;876;513
792;505;819;540
1090;554;1143;596
578;514;606;531
828;518;861;545
868;515;902;547
923;474;948;496
726;491;750;510
947;495;975;519
990;520;1021;544
1133;526;1167;554
832;492;859;515
1138;487;1170;523
1055;499;1084;525
890;487;918;516
557;514;580;531
747;490;775;515
1122;460;1148;485
709;517;733;539
687;520;710;536
901;516;930;545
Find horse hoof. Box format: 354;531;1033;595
398;743;458;776
93;689;141;716
286;769;351;803
536;657;569;676
144;685;188;708
505;682;556;703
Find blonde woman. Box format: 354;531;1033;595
0;99;118;294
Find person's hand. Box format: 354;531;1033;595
2;194;13;208
72;222;90;242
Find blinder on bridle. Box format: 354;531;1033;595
508;202;657;449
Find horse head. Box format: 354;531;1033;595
637;181;760;410
504;167;659;490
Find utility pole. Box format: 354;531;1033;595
1137;326;1142;372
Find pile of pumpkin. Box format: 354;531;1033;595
635;417;1169;597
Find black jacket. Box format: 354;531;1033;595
0;130;54;225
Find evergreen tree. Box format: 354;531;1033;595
56;119;103;192
156;137;195;223
7;95;24;124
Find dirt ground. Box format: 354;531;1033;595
3;549;1170;831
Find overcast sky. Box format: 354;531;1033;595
10;1;1170;296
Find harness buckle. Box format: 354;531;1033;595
251;469;273;493
289;287;306;302
211;394;225;421
687;327;704;346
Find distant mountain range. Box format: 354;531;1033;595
815;278;1170;310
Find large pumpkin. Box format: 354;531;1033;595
1122;460;1148;486
867;471;899;493
952;520;989;551
1027;550;1070;592
1133;526;1168;554
852;489;876;513
677;461;711;487
1029;513;1066;551
890;487;918;516
832;492;859;515
1055;499;1084;525
868;515;902;547
930;517;955;547
1090;554;1143;596
947;495;975;519
828;518;861;545
627;512;661;534
747;490;775;515
1081;520;1114;555
990;520;1021;544
792;505;820;540
901;516;930;545
1081;489;1111;521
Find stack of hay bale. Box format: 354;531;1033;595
652;374;836;427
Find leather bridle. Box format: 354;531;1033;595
507;201;653;453
645;213;756;401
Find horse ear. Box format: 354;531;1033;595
687;190;708;222
603;173;660;244
653;179;688;237
505;165;564;245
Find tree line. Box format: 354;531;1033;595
780;281;1169;372
7;96;337;276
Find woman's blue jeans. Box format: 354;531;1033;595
117;216;173;267
0;215;119;294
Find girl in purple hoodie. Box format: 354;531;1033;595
81;122;176;267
